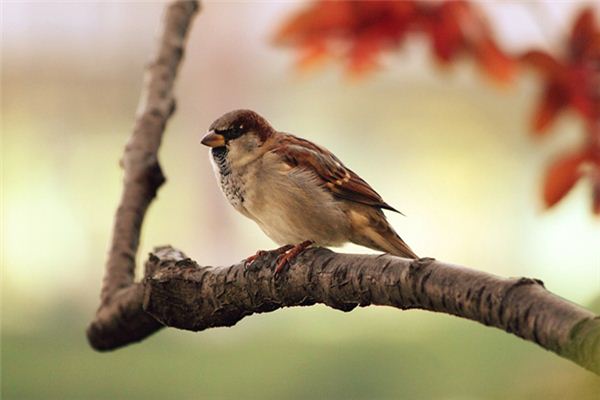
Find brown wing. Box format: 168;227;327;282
272;134;401;213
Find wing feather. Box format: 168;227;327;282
271;134;401;213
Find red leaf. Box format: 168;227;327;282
274;2;353;45
520;50;562;77
543;151;587;208
593;180;600;215
296;41;329;71
473;38;516;83
347;32;383;76
533;83;567;134
275;1;416;76
430;3;464;62
591;161;600;215
570;8;598;62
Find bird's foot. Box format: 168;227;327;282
274;240;314;274
244;244;294;271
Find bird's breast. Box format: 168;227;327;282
210;150;351;246
242;159;351;246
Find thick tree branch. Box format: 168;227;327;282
87;0;600;378
91;241;600;375
139;246;599;375
87;1;199;349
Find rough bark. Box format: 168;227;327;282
87;0;600;377
138;246;600;375
86;0;199;350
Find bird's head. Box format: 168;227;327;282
201;110;274;165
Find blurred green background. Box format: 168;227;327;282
2;1;599;399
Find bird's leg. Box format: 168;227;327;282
274;240;314;274
244;244;294;270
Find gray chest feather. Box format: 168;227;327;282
211;147;245;209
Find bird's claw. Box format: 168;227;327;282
274;240;314;274
243;250;268;271
243;244;295;271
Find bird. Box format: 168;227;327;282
201;109;417;272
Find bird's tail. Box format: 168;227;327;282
348;208;418;259
352;224;418;259
381;232;418;259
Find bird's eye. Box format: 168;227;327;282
223;124;244;141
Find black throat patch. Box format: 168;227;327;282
211;146;245;207
211;147;230;176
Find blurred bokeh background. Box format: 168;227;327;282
2;1;600;399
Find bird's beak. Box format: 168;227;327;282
201;130;225;148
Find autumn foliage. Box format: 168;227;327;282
276;1;600;215
520;9;600;213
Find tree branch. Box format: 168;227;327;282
86;0;199;350
89;244;600;374
86;0;600;377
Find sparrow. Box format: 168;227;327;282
201;109;417;272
